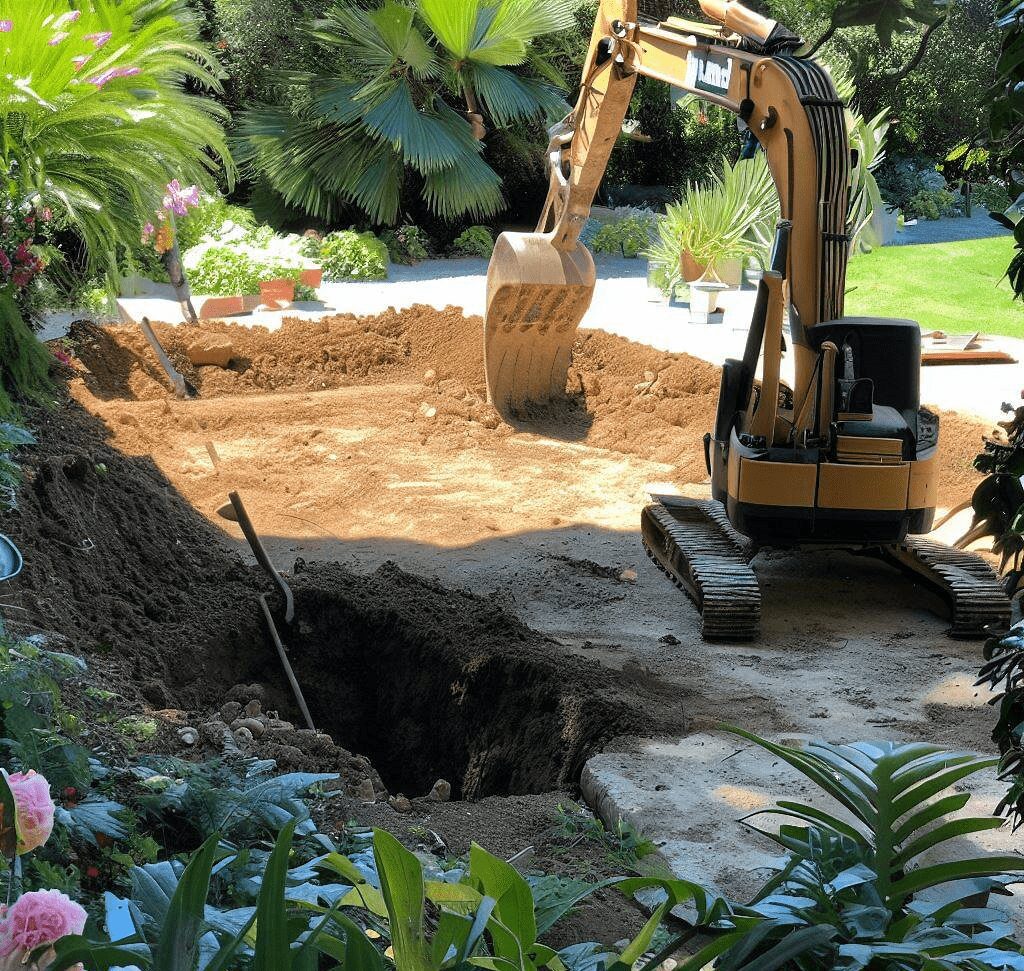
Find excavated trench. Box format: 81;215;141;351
282;560;649;800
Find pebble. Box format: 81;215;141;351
659;633;681;646
220;701;242;724
266;718;294;731
243;699;263;718
389;794;412;814
234;717;266;738
233;727;254;746
177;726;198;746
426;779;451;803
423;368;437;385
418;402;437;419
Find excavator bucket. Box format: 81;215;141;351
484;232;596;420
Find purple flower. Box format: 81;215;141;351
162;180;201;217
0;20;12;32
47;31;69;46
52;10;81;28
87;65;140;89
83;30;112;48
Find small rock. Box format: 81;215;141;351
389;794;412;814
659;633;681;646
243;699;262;718
426;779;451;803
199;719;230;744
185;334;233;368
418;402;437;419
266;718;294;731
232;717;266;738
644;369;656;383
177;727;198;746
356;778;377;803
423;368;437;386
234;727;254;746
220;701;242;724
618;568;638;582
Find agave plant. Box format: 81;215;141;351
237;0;573;226
646;154;779;293
0;0;232;277
978;620;1024;830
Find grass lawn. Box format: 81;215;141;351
844;235;1023;338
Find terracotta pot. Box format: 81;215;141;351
196;295;246;319
679;252;743;287
259;278;295;310
299;267;323;289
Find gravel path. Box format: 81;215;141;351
890;208;1013;246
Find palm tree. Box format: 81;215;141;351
238;0;574;226
0;0;233;276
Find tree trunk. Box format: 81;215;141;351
161;233;198;325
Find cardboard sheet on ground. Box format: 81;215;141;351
922;331;1016;365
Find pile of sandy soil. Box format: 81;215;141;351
67;307;990;507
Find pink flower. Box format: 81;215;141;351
71;54;91;71
0;252;11;277
0;890;86;959
83;30;112;48
162;180;200;217
87;65;139;89
47;31;68;46
41;208;52;223
7;771;55;854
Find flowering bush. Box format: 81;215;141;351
0;890;86;968
0;201;47;296
7;770;54;855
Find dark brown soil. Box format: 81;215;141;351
4;388;683;802
285;559;680;799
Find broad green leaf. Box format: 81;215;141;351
896;816;1007;868
0;771;17;860
374;828;431;971
889;855;1024;900
152;835;219;971
470;842;537;959
253;818;299;971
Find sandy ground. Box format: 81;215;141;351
49;304;1024;917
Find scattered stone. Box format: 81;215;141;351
234;727;254;746
619;568;638;582
659;633;681;646
230;716;266;737
177;726;198;746
426;779;451;803
418;402;437;419
389;794;412;814
423;368;437;386
356;777;376;803
266;718;294;731
199;719;230;745
243;699;262;718
220;701;242;724
185;333;234;368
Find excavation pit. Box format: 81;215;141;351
283;560;647;800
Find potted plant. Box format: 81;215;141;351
646;156;778;297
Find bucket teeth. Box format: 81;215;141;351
641;497;761;642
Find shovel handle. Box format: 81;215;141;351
138;317;191;399
228;491;295;623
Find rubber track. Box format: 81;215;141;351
879;538;1012;639
641;497;761;641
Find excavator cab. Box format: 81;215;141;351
484;0;1011;640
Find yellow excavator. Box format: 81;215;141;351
484;0;1011;640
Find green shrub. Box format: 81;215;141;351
175;197;257;252
319;231;388;281
974;180;1013;212
591;215;657;258
187;248;305;295
381;225;430;265
450;225;495;258
906;187;958;220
